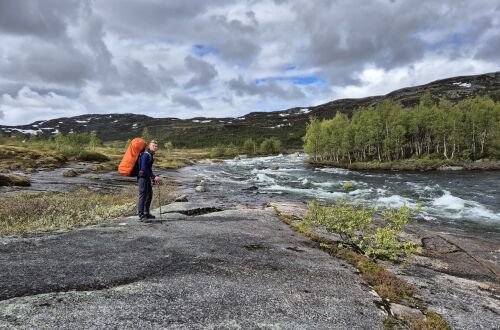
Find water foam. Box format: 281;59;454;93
262;184;347;200
315;167;351;175
254;173;276;184
432;191;464;210
377;195;415;208
431;190;500;221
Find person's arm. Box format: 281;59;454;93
151;155;161;183
139;153;153;178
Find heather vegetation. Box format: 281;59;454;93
304;95;500;163
0;185;176;236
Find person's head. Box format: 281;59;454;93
149;140;158;153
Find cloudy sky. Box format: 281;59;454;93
0;0;499;125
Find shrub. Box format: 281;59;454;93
342;182;354;190
303;200;421;261
260;137;283;155
164;141;173;155
210;144;226;158
243;138;257;155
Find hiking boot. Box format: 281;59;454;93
139;215;153;223
144;213;156;219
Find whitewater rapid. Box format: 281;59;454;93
177;154;500;232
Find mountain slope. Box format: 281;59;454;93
1;72;499;148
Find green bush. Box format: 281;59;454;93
260;137;283;155
342;182;354;190
210;144;226;158
243;138;257;155
77;151;110;162
303;200;421;261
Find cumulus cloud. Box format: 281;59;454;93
172;94;203;110
184;56;218;88
1;86;87;124
229;75;305;100
0;0;499;125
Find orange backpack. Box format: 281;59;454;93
118;138;147;176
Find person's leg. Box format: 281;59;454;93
144;179;153;215
137;177;147;217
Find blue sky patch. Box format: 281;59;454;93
192;44;219;57
255;76;326;86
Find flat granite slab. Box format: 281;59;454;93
0;206;385;329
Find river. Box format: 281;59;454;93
174;154;500;234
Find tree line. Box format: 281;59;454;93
303;95;500;163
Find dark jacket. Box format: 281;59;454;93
138;151;155;178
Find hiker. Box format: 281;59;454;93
137;140;161;221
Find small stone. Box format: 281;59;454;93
195;185;208;192
390;303;426;320
174;195;189;202
63;169;78;177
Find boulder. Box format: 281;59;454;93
270;165;280;170
242;185;258;191
0;174;31;187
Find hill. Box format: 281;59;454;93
1;72;499;148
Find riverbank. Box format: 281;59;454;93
306;158;500;171
271;201;499;330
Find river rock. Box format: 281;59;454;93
174;195;189;202
270;165;280;170
0;174;31;187
63;169;78;177
243;186;258;191
390;303;426;320
437;165;464;171
195;185;208;192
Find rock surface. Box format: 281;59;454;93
0;204;385;329
390;303;426;320
272;201;500;330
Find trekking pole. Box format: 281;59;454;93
158;181;162;221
